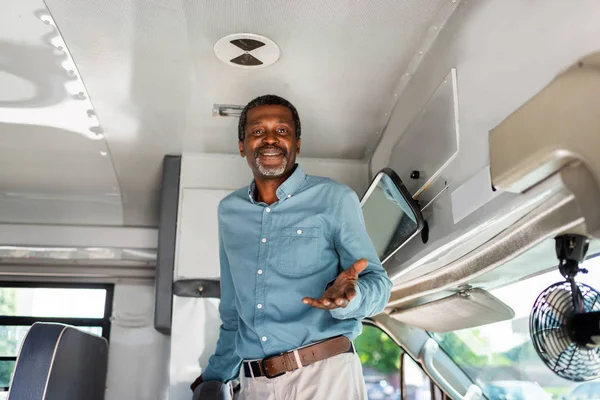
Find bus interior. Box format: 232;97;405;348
1;0;600;399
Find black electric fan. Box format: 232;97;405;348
530;234;600;381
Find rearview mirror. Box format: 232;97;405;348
361;168;425;263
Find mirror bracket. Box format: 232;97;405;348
421;220;429;244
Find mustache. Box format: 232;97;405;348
255;145;287;157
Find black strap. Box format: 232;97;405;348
243;361;263;379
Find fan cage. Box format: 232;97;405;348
530;281;600;382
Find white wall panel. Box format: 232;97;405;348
105;284;170;400
175;188;232;279
168;297;220;400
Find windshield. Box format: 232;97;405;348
431;254;600;400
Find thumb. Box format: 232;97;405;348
349;259;368;276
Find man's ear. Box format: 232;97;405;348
296;138;301;155
238;140;245;157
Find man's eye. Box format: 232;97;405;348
278;128;288;133
253;129;263;135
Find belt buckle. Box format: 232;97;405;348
261;353;286;379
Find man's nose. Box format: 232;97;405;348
262;130;279;144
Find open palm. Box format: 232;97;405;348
302;259;368;310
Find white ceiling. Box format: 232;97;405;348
0;0;458;226
0;0;122;225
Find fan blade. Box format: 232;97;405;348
535;327;572;360
230;39;265;52
230;53;263;66
545;288;574;325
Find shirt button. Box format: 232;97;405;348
297;229;303;235
287;194;292;198
257;304;263;309
261;238;267;243
262;336;267;342
266;208;271;213
257;269;263;275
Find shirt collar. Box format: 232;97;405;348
247;164;306;204
276;164;306;200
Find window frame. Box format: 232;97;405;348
0;281;114;392
361;319;449;400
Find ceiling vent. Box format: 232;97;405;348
214;33;280;69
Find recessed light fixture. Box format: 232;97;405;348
100;151;107;156
214;33;280;69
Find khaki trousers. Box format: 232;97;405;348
238;352;367;400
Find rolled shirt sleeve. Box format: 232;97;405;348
330;189;393;320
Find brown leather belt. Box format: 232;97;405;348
243;335;354;379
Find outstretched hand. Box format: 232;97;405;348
302;259;368;310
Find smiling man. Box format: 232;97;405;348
191;95;393;400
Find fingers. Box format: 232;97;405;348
303;295;353;309
332;297;349;307
302;297;329;309
303;297;341;309
331;286;356;308
321;298;339;309
345;287;356;301
349;259;368;276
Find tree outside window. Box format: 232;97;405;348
355;324;402;400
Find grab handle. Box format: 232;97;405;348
419;338;482;400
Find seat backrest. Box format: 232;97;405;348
193;381;232;400
8;322;109;400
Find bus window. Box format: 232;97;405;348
356;324;448;400
402;353;448;400
356;324;402;400
0;282;113;395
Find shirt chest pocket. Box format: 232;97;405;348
278;227;322;277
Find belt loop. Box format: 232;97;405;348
293;349;303;369
249;362;255;380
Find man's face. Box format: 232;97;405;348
239;105;300;179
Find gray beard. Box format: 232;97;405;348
256;156;288;177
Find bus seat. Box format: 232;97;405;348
8;322;109;400
192;381;232;400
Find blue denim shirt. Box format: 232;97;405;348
202;165;393;382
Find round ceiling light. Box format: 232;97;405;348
214;33;280;69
